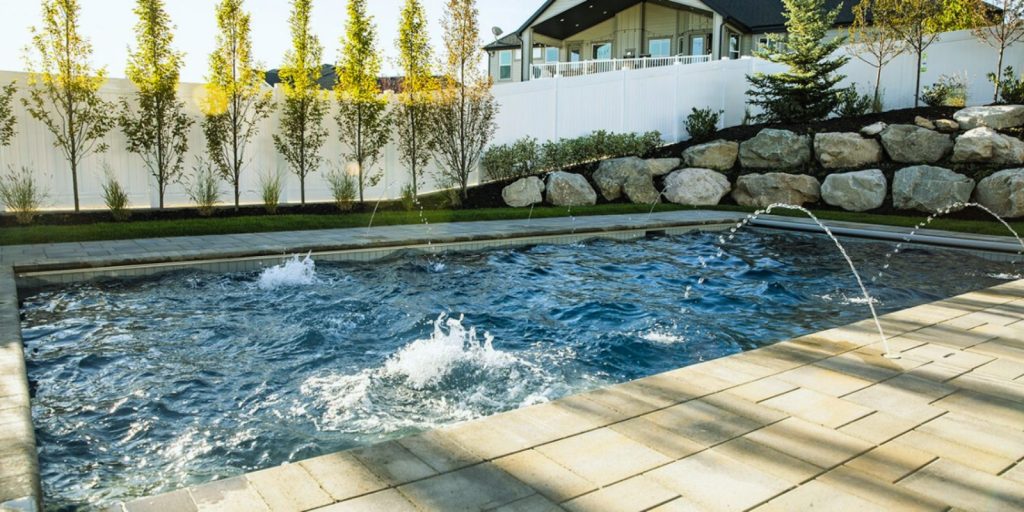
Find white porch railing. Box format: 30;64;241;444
530;54;712;79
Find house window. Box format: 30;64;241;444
515;49;522;61
758;34;787;53
569;46;582;62
498;50;513;80
649;38;671;58
688;34;709;56
533;47;542;60
728;33;741;59
593;42;612;60
546;47;560;62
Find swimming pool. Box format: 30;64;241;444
20;229;1019;509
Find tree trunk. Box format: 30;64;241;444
995;47;1005;102
914;50;922;108
71;159;80;212
300;174;306;205
873;65;883;112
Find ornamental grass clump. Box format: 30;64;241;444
0;166;49;225
187;156;221;217
326;169;357;211
100;170;131;221
259;170;283;214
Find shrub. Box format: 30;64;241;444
400;183;417;211
100;170;131;222
834;85;873;118
0;166;48;225
685;107;722;141
481;137;540;181
187;157;221;217
326;170;357;212
258;170;283;214
922;74;966;107
990;67;1024;105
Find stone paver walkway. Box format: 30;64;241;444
113;279;1024;512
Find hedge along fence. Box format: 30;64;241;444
481;130;663;182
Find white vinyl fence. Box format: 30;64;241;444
0;29;1020;211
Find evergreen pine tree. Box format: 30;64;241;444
746;0;849;123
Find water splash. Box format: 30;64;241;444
257;253;317;290
873;202;1024;284
717;204;897;359
384;314;516;389
366;181;396;232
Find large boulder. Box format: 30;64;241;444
821;170;887;212
663;168;732;206
861;122;887;137
623;173;662;204
546;172;597;206
893;166;975;213
951;127;1024;165
732;173;821;208
974;168;1024;218
646;158;682;177
682;140;739;171
879;125;954;164
814;132;884;169
954;105;1024;131
501;176;545;208
934;119;959;134
593;157;647;201
739;129;812;170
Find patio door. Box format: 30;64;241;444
688;34;710;56
592;42;612;60
568;44;582;63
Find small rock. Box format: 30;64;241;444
546;172;597;206
682;140;739;171
860;122;888;137
892;165;975;213
593;157;647;201
974;168;1024;218
646;158;681;177
951;127;1024;165
739;129;812;170
663;168;732;206
732;173;821;208
915;116;936;130
623;173;661;204
954;105;1024;130
880;125;954;164
814;132;884;169
934;119;959;133
821;169;887;212
501;176;545;208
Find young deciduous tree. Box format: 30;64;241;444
23;0;114;212
873;0;945;107
931;0;986;33
0;83;16;147
274;0;328;205
395;0;436;197
120;0;193;209
203;0;274;210
336;0;391;204
974;0;1024;101
848;0;906;111
430;0;497;203
746;0;848;123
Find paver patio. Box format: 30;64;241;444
2;211;1024;511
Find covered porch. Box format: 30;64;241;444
509;0;745;81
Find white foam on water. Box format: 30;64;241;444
989;273;1023;281
820;293;879;306
641;330;686;345
384;314;515;389
258;253;318;290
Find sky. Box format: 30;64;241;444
0;0;536;83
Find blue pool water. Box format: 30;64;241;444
20;230;1019;509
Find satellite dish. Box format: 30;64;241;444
492;26;504;38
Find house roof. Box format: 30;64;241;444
264;65;416;92
505;0;860;42
484;33;524;51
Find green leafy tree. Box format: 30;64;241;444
273;0;328;205
931;0;986;32
395;0;437;197
873;0;945;107
0;83;16;147
336;0;391;204
23;0;114;212
203;0;274;209
120;0;193;209
974;0;1024;101
848;0;906;111
746;0;848;123
430;0;497;202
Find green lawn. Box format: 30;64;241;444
1;203;1021;246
